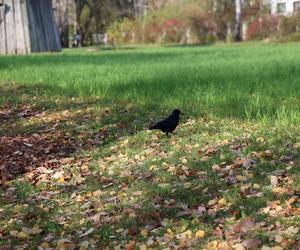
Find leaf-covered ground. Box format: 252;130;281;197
0;82;299;250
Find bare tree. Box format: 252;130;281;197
52;0;75;48
234;0;242;41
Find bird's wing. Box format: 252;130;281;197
150;117;171;130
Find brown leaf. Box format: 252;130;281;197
241;238;261;249
205;147;218;156
125;241;136;250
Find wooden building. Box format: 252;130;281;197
0;0;61;54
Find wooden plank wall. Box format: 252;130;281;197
5;0;16;54
0;0;29;54
0;0;61;54
20;0;30;53
0;1;6;54
14;0;27;54
27;0;61;53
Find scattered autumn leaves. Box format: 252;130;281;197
0;93;300;249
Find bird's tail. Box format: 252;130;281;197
149;124;158;130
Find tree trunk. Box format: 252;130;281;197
62;0;69;47
234;0;242;41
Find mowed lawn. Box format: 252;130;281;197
0;43;300;249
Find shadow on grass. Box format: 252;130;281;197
163;43;215;48
0;83;158;183
0;50;182;70
0;83;299;249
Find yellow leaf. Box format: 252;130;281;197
92;190;102;197
76;195;84;202
256;137;264;143
236;175;246;181
81;165;89;173
253;183;260;189
206;240;219;250
39;242;50;249
140;229;148;237
182;229;192;238
271;247;283;250
57;176;65;184
208;199;218;206
149;165;157;171
233;243;246;250
17;231;29;240
218;198;227;206
261;246;271;250
162;162;168;168
31;225;42;235
167;166;176;172
128;175;135;182
293;142;300;149
195;230;205;239
272;187;285;194
139;244;147;250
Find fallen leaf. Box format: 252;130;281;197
17;231;29;240
233;243;245;250
39;242;50;249
218;198;227;206
195;230;205;239
274;235;283;243
132;191;143;196
79;240;89;249
125;240;136;250
271;246;283;250
80;228;94;237
196;205;206;216
92;190;102;197
140;229;148;238
208;199;218;206
270;176;278;187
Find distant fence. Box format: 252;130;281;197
0;0;61;54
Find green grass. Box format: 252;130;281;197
0;43;300;249
1;43;300;123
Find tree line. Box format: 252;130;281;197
52;0;300;47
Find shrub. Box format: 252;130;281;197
107;2;299;45
107;18;138;45
189;11;217;44
143;18;164;43
162;18;186;43
247;15;279;40
107;21;123;46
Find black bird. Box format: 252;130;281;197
149;109;182;136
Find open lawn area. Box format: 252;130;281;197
0;43;300;249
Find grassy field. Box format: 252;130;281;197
0;43;300;249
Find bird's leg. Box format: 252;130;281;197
166;132;171;138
